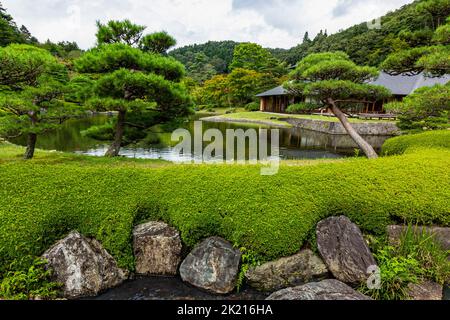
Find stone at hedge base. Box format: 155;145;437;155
316;216;377;284
179;237;241;294
408;281;444;300
133;221;182;276
267;279;372;300
42;231;127;299
245;249;328;292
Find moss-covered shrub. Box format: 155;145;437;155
244;102;260;112
0;143;449;278
382;130;450;155
286;102;320;114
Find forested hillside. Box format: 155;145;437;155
0;2;36;46
275;0;450;66
169;41;240;82
0;1;81;58
170;0;449;82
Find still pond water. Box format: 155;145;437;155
11;114;391;161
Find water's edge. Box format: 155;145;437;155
89;276;268;301
88;276;450;300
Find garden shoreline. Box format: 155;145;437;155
200;115;292;128
201;113;400;136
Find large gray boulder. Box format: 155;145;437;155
267;279;372;300
387;225;450;251
133;221;182;276
408;281;443;300
246;249;328;292
316;216;376;284
42;231;127;299
179;237;241;294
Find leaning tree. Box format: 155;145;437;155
285;52;391;159
0;44;81;159
74;42;192;157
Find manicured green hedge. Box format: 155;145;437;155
382;130;450;155
0;145;449;276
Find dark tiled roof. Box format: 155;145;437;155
256;72;450;97
256;85;287;97
370;72;450;96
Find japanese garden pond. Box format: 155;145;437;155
89;276;268;300
88;277;450;301
9;114;392;161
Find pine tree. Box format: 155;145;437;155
75;20;193;157
0;45;83;159
286;52;391;158
302;31;311;44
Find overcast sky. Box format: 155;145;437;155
3;0;414;49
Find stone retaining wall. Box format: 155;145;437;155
285;118;399;136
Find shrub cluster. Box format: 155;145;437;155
244;102;260;112
0;144;448;278
286;102;320;114
381;130;450;155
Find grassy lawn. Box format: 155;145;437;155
0;135;449;275
203;112;392;127
0;142;171;168
197;107;246;116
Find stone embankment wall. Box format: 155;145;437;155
285;118;399;136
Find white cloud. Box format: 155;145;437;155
2;0;414;50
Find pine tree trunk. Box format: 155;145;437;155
105;110;126;157
328;98;378;159
23;133;37;160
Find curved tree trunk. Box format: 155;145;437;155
105;110;126;157
328;98;378;159
24;133;37;160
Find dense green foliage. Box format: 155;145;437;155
382;15;450;76
140;31;176;55
168;0;449;73
96;19;146;46
193;67;280;109
360;227;450;300
275;0;450;67
1;2;82;59
169;41;239;82
0;44;83;159
39;40;82;59
167;0;450;110
385;84;449;131
244;102;260;112
286;102;320;114
230;43;287;78
360;245;424;300
0;258;60;300
0;2;37;47
395;227;450;284
287;52;391;104
381;130;450;155
0;142;448;277
286;52;392;158
192;44;284;108
75;23;193;156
